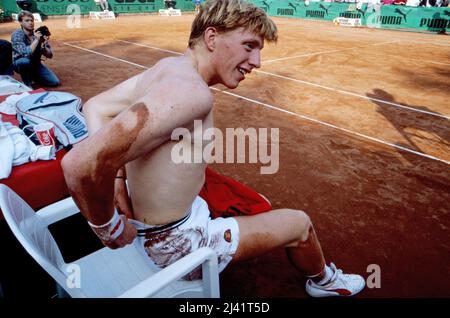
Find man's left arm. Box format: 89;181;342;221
42;36;53;58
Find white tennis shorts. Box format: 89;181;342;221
129;196;240;280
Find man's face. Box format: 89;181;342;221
20;16;34;32
213;28;263;89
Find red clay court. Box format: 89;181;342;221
0;14;449;297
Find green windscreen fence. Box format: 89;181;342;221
250;1;449;32
0;0;448;32
111;0;194;14
0;0;195;16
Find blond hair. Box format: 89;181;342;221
188;0;277;48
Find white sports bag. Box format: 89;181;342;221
16;91;89;146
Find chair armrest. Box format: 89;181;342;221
118;247;219;298
36;197;80;226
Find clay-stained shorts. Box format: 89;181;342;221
129;196;240;280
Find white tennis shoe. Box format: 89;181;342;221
305;263;365;297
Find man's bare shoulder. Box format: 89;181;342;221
140;57;213;110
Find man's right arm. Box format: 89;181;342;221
82;72;141;134
61;77;213;247
81;73;142;218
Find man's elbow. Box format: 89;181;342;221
61;151;77;181
61;150;87;184
82;98;97;117
81;98;108;134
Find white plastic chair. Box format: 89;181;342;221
0;184;220;298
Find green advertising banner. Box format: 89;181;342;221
1;0;21;16
111;0;194;14
174;0;195;11
1;0;448;32
251;1;449;32
0;0;195;16
1;0;98;15
109;0;161;14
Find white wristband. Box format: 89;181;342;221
88;209;125;243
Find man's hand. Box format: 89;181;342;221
40;35;53;58
104;217;137;249
114;178;135;219
34;30;42;41
88;211;136;249
42;35;49;45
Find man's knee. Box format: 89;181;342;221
14;58;32;67
40;70;60;87
288;209;312;243
14;58;32;72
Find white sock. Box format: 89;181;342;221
317;265;333;285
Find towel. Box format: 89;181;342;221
0;92;29;126
0;120;14;179
0;121;56;180
199;167;272;219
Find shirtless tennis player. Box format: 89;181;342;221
62;0;365;297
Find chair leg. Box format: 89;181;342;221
202;258;220;298
55;282;71;298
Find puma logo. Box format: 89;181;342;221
394;8;412;22
261;0;271;12
319;4;331;15
356;8;366;18
288;2;301;13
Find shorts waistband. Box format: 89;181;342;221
135;207;192;236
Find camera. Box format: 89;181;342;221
35;25;51;37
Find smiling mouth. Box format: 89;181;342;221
237;67;250;76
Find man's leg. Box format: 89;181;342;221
232;209;325;273
13;58;33;87
34;63;60;87
232;209;365;297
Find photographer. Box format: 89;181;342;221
11;10;59;87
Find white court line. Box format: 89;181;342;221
64;43;148;69
254;70;449;120
220;90;450;165
68;38;450;67
264;42;450;66
62;41;450;165
117;40;450;120
263;40;398;64
65;39;104;44
66;39;182;55
116;40;182;55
